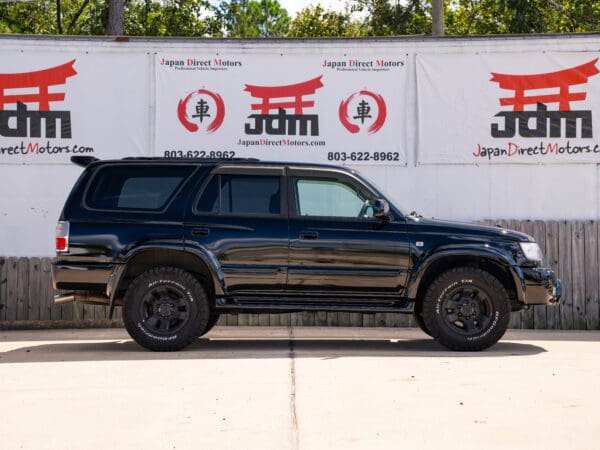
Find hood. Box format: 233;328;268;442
406;216;534;243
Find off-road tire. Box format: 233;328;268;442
199;312;221;337
413;311;431;337
123;266;210;351
422;267;511;351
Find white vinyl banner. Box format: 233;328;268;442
0;51;150;164
416;52;600;164
155;52;407;165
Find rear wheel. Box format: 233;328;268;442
123;266;210;351
422;267;511;351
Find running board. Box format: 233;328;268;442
216;297;414;313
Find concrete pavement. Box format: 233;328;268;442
1;327;599;450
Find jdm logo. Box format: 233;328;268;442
243;76;323;136
490;58;599;139
177;89;225;133
0;60;77;139
338;90;387;134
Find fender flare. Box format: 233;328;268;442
406;246;525;303
106;243;225;317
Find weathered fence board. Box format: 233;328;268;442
532;221;547;329
545;221;561;329
0;258;7;321
1;220;598;330
28;257;41;321
558;221;574;329
571;221;587;329
16;258;29;321
40;258;52;321
520;221;535;329
584;221;600;330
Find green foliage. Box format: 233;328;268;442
288;4;364;37
126;0;216;37
444;0;600;35
0;0;598;37
352;0;431;35
213;0;290;37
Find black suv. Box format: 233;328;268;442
53;156;561;351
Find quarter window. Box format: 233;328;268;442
86;165;194;211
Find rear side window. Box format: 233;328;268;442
86;165;194;211
197;174;281;215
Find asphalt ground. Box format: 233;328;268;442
1;327;599;450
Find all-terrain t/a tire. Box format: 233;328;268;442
413;312;431;337
123;266;210;351
421;267;511;351
199;312;221;337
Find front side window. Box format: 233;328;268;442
295;178;373;218
197;174;281;215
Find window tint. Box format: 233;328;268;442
296;179;369;218
86;165;193;211
197;174;281;215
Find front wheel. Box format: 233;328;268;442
123;266;210;351
422;267;511;351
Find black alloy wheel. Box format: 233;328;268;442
123;266;210;351
421;267;511;351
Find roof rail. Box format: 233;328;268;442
120;157;261;162
71;156;99;167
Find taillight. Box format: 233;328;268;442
55;221;70;252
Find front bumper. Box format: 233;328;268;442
521;267;561;305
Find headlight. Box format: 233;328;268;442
519;242;543;262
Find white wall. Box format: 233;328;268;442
0;35;599;256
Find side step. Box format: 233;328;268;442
216;297;414;314
54;292;110;306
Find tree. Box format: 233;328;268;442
126;0;217;37
107;0;124;35
288;4;363;37
444;0;600;35
213;0;290;37
351;0;432;35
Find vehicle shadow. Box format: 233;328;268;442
0;337;546;364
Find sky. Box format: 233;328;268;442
279;0;351;17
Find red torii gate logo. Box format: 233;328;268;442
244;76;323;136
490;58;599;139
0;60;77;139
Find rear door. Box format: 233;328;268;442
184;165;289;294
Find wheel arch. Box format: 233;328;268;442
112;246;224;309
409;251;525;312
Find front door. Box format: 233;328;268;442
287;169;410;297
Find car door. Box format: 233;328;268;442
286;168;410;297
184;165;288;294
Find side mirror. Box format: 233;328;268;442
373;199;390;220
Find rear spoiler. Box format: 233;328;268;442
71;156;99;168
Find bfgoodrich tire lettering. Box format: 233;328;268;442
123;266;210;351
422;267;511;351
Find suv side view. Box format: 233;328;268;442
53;156;561;351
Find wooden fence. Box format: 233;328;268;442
0;220;598;330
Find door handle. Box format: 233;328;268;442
300;231;318;240
192;227;210;236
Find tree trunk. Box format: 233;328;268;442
432;0;444;36
107;0;125;35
